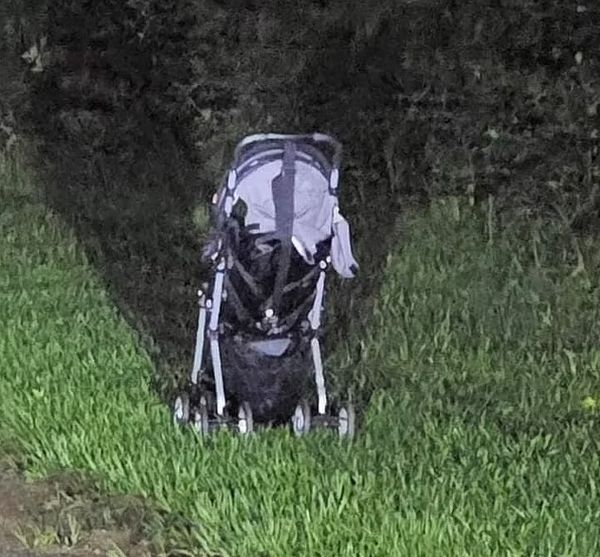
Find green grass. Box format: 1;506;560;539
2;155;600;556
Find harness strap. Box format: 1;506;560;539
232;258;265;299
223;275;253;324
275;291;317;333
270;141;296;316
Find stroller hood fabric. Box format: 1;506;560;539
234;159;358;278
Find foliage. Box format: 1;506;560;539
17;0;599;206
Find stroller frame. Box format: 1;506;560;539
175;133;356;437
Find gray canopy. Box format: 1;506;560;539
234;158;358;278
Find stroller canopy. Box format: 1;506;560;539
226;135;358;279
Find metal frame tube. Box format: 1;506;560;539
308;264;328;414
190;291;207;385
234;133;342;169
208;260;227;415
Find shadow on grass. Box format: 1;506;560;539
26;111;405;411
29;129;208;401
20;5;433;409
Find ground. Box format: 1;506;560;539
0;459;151;557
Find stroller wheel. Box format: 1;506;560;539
337;403;356;440
291;400;311;437
237;402;254;436
192;402;210;436
173;393;190;426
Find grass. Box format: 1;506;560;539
2;154;600;556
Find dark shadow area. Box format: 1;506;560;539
16;0;600;407
19;0;240;399
19;0;399;404
30;132;207;398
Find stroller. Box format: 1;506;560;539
173;133;359;438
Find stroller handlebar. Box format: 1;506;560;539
233;133;342;168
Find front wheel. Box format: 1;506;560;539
237;401;254;436
291;400;311;437
337;403;356;440
173;393;190;426
192;399;210;436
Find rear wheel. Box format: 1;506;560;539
291;400;311;437
237;402;254;436
192;401;210;436
173;393;190;426
337;403;356;440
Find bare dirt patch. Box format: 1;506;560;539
0;458;153;557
